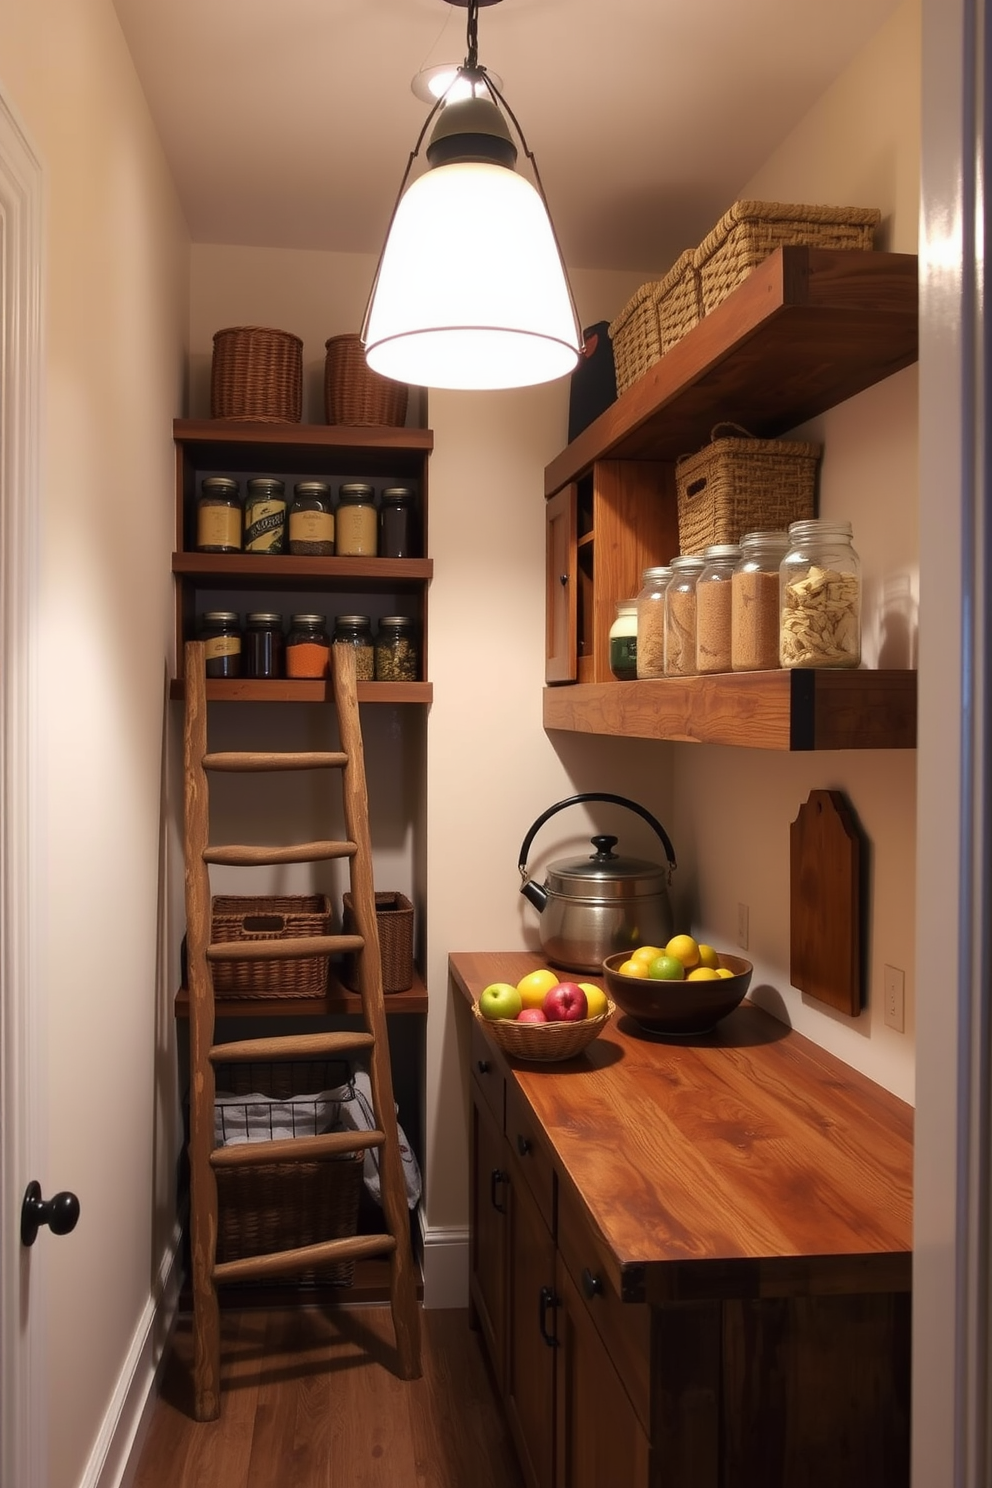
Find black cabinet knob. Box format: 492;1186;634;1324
582;1267;604;1299
476;1058;491;1075
516;1134;532;1157
21;1181;80;1247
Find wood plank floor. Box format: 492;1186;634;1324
131;1305;525;1488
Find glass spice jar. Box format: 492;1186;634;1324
695;543;741;675
608;599;638;680
731;530;790;672
243;477;287;554
635;565;672;679
285;613;330;679
195;477;242;553
288;481;334;556
199;610;242;678
244;612;285;679
335;483;377;556
780;519;862;669
333;614;375;680
374;615;419;682
379;486;416;559
664;554;706;676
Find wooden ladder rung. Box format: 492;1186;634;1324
213;1232;397;1287
203;751;348;773
207;933;363;963
209;1031;375;1063
203;840;357;867
211;1129;385;1168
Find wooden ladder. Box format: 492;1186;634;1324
182;638;421;1421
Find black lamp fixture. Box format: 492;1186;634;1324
361;0;583;391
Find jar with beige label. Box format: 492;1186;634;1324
244;477;286;554
199;611;242;678
335;483;377;556
288;481;334;555
195;477;242;553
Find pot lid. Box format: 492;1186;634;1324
546;835;670;898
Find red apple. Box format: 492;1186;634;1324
516;1007;548;1023
542;981;588;1022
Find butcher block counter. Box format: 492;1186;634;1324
451;950;913;1488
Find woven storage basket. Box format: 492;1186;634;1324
693;200;881;317
652;249;703;358
210;894;332;999
340;891;413;994
609;282;665;397
324;334;408;426
471;998;616;1064
676;424;821;556
213;1060;362;1286
210;326;303;423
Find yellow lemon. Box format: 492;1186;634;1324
617;958;648;978
715;967;735;979
630;944;664;968
697;944;720;970
686;966;721;981
665;933;700;970
579;983;609;1018
516;967;560;1009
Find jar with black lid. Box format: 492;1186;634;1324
244;477;287;554
375;616;419;682
335;483;377;556
379;486;416;559
333;614;375;680
288;481;334;556
195;477;242;553
285;614;330;679
245;612;285;679
199;611;242;678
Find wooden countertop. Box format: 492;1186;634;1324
451;950;913;1305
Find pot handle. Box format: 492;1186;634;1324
517;793;677;881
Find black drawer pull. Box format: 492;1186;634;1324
582;1268;604;1299
516;1134;532;1157
476;1058;491;1075
490;1168;508;1213
539;1285;559;1347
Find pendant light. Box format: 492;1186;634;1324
361;0;583;391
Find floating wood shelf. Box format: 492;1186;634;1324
175;966;429;1018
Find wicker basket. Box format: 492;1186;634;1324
324;334;409;427
693;200;881;317
608;251;702;396
340;891;413;994
213;1060;361;1286
210;326;303;423
652;249;703;358
676;423;821;556
471;998;616;1064
210;894;332;999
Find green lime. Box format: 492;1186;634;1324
647;954;685;981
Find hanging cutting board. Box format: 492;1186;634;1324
790;789;863;1017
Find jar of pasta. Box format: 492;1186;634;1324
285;614;330;679
635;566;672;679
664;555;705;676
731;530;790;671
779;520;862;669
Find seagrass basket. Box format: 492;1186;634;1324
652;249;703;358
324;334;409;426
340;891;413;994
676;424;821;555
210;326;303;422
609;251;702;395
471;998;615;1064
693;200;881;316
209;894;332;999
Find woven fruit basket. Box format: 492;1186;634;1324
210;325;303;422
676;423;820;555
471;998;616;1063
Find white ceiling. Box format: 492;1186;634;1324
112;0;901;275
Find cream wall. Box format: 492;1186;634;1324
0;3;189;1486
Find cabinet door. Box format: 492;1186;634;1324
504;1153;557;1488
554;1256;651;1488
469;1084;509;1390
545;484;577;683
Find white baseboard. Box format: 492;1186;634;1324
80;1224;183;1488
417;1210;469;1309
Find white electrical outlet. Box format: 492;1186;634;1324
883;965;905;1032
737;902;749;951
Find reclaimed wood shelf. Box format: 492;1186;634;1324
168;677;432;704
543;668;917;750
173;418;434;474
172;552;433;586
175;966;429;1018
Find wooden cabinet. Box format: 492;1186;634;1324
542;246;919;748
171;419;434;703
456;951;913;1488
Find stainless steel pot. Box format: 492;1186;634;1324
518;793;677;973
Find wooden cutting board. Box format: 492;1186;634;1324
790;789;863;1017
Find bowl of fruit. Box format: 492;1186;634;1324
472;967;615;1063
602;935;752;1036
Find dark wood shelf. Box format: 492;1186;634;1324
545;247;918;495
174;418;433;478
172;551;433;586
543;668;917;751
168;677;432;704
175;966;429;1018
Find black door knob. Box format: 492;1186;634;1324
21;1181;80;1247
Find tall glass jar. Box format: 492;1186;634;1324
285;613;330;678
244;477;287;554
335;483;377;556
664;554;706;676
288;481;334;555
635;566;672;679
244;612;285;679
695;543;741;675
333;613;375;680
731;530;790;671
779;519;862;668
196;477;242;553
608;599;638;680
379;486;416;558
199;610;242;678
375;615;419;682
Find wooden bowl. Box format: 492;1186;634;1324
602;952;752;1036
471;998;616;1063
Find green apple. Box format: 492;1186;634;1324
479;982;523;1020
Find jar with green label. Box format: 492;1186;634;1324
288;481;334;556
199;611;242;678
608;600;638;680
196;477;242;553
244;477;287;554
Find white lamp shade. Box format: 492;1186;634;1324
364;161;582;391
